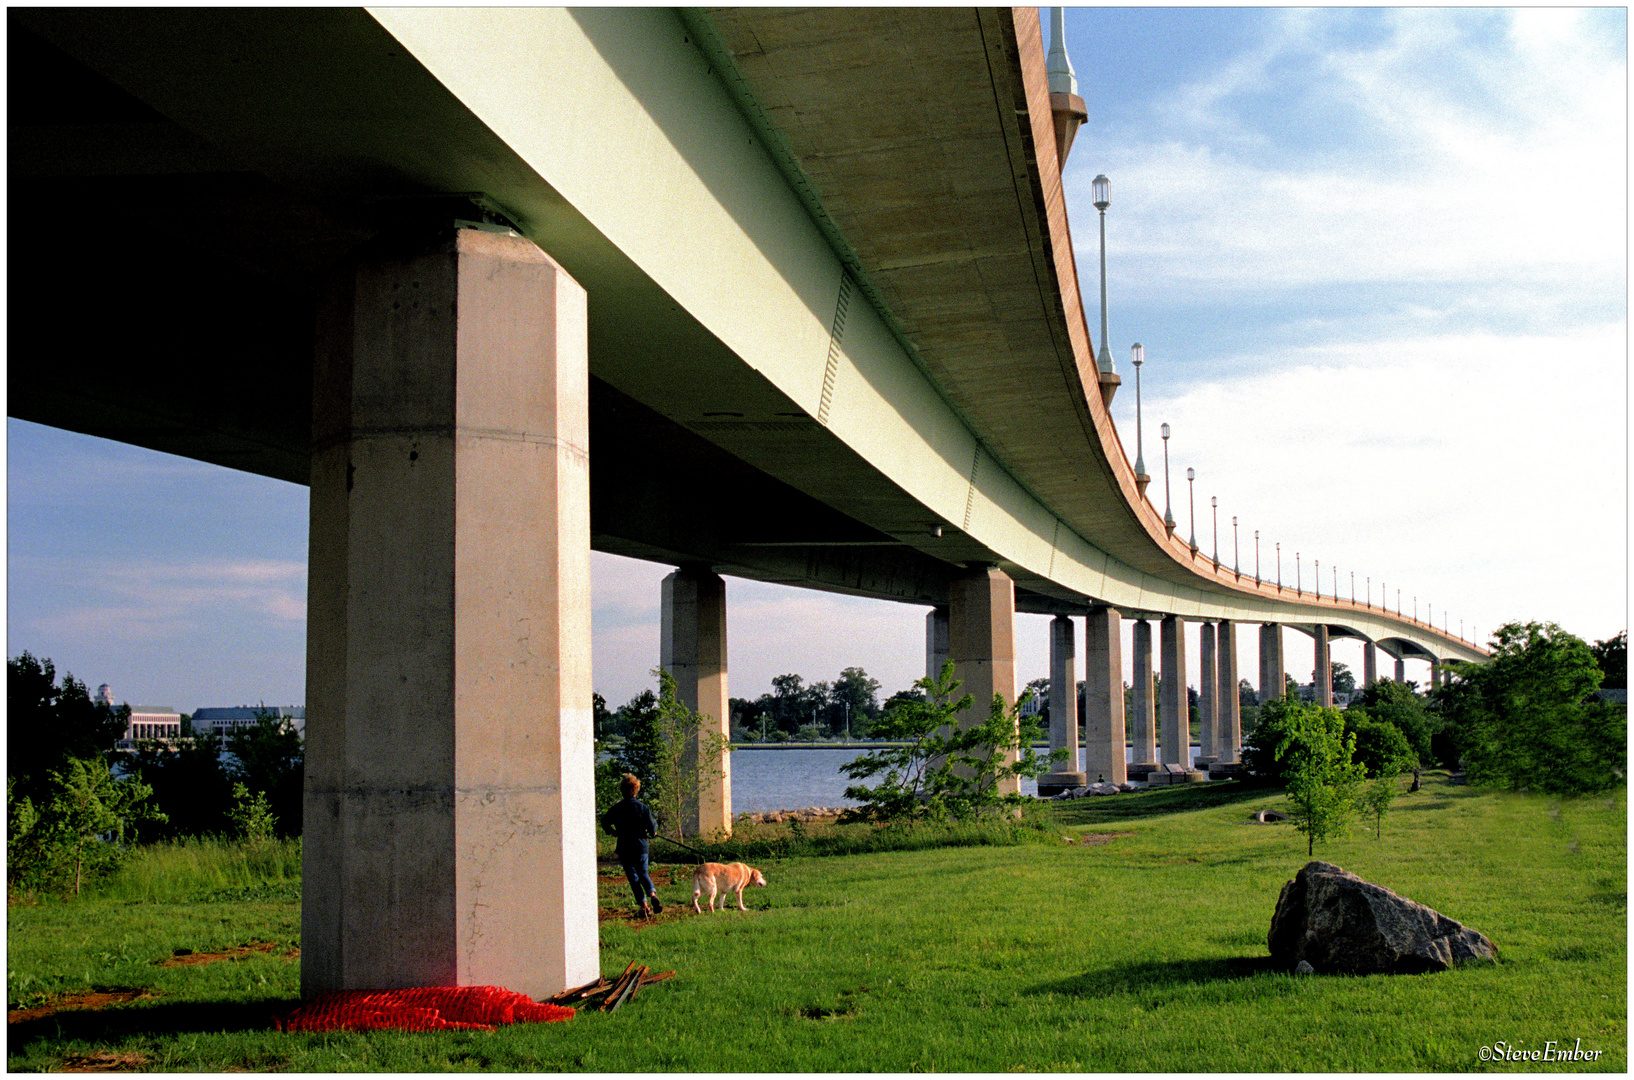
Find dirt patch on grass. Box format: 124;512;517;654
8;989;157;1025
156;941;295;967
1079;831;1135;846
57;1049;153;1072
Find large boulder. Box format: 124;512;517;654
1267;862;1500;975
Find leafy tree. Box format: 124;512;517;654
592;692;615;740
226;782;277;847
1358;773;1401;840
1343;715;1416;778
1591;631;1626;690
840;663;1062;822
1284;673;1299;700
613;671;731;840
1439;621;1624;794
1273;702;1366;856
1348;679;1438;762
8;652;128;802
1331;661;1356;696
1238;678;1258;707
226;712;304;837
9;757;165;896
126;737;235;840
613;689;661;780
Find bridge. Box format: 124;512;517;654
9;7;1485;1000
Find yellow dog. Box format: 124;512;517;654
691;861;767;912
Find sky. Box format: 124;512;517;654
5;6;1627;716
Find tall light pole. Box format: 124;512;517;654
1093;175;1114;380
1333;565;1338;601
1131;344;1149;496
1351;571;1356;605
1186;468;1197;554
1210;496;1220;570
1296;551;1302;595
1366;575;1371;609
1161;423;1175;534
1232;516;1239;578
1275;541;1281;591
1315;558;1320;600
1255;530;1261;584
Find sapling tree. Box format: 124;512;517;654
623;670;731;841
1273;701;1366;856
840;662;1063;822
1358;773;1399;840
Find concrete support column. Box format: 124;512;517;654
926;606;950;682
661;568;732;839
1159;615;1188;766
1083;606;1127;785
1315;625;1333;708
1395;657;1406;683
948;567;1018;794
1197;622;1218;767
1259;623;1284;705
1363;641;1378;687
304;225;598;999
1430;660;1442;689
1130;620;1158;773
1040;615;1085;792
1216;619;1240;764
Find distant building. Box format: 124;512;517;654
191;705;306;746
101;685;184;749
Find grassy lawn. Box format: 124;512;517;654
7;775;1625;1072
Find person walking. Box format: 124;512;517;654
601;773;664;917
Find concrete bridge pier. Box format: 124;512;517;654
926;605;951;681
1314;625;1333;707
1082;606;1127;785
1363;641;1378;687
1196;621;1218;769
1215;619;1240;765
1430;659;1442;689
1159;615;1188;766
949;567;1019;795
302;225;599;1000
1259;623;1284;705
1129;620;1159;776
1039;614;1085;794
661;567;733;838
1395;657;1407;683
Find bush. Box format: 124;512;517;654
1348;679;1441;766
1344;715;1417;778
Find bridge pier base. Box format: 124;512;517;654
949;567;1018;795
1216;619;1240;765
1159;615;1188;766
302;225;599;1001
1363;641;1378;687
926;606;950;681
1039;615;1085;794
1259;623;1284;705
661;567;733;838
1395;657;1406;683
1129;620;1159;777
1197;622;1218;768
1315;625;1333;707
1082;606;1126;785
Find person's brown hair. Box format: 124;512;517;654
620;773;641;797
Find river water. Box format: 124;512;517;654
728;744;1204;813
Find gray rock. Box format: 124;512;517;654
1294;960;1315;975
1267;861;1500;975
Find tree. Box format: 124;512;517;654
831;667;882;738
840;663;1062;822
226;712;304;837
1439;621;1624;794
1348;679;1440;765
1238;678;1258;707
1273;702;1366;857
1343;715;1416;778
1591;631;1627;690
126;736;235;840
9;756;165;896
8;652;128;803
613;671;730;840
1331;661;1356;696
1357;773;1400;840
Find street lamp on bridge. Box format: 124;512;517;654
1275;541;1281;591
1131;344;1148;495
1315;557;1320;600
1232;516;1239;578
1296;551;1302;595
1160;423;1175;534
1093;174;1114;379
1211;496;1219;570
1255;530;1261;584
1186;468;1197;555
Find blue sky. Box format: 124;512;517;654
6;7;1626;713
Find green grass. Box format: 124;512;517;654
8;775;1625;1072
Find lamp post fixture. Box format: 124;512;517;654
1366;575;1371;609
1186;468;1197;555
1315;558;1320;600
1397;588;1401;616
1334;565;1339;601
1160;423;1175;534
1232;516;1239;578
1131;344;1149;495
1351;571;1356;605
1255;530;1261;584
1093;174;1114;379
1296;551;1302;595
1211;496;1219;570
1275;541;1281;591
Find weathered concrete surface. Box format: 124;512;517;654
1040;614;1085;792
1216;618;1240;763
1260;622;1284;705
303;226;598;999
1083;606;1127;785
1129;619;1158;773
1268;862;1500;975
1159;615;1188;766
949;566;1019;795
661;568;733;838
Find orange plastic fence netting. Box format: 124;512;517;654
275;985;576;1033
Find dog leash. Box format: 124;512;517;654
652;833;711;862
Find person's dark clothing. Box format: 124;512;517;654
601;796;659;859
601;796;661;908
